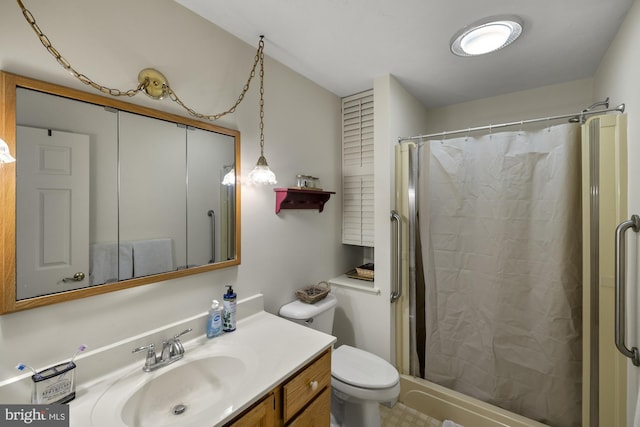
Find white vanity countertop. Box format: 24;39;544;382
68;309;336;427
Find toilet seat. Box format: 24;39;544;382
331;345;399;389
332;375;401;404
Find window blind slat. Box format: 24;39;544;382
342;90;374;247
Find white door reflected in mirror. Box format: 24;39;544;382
16;126;90;300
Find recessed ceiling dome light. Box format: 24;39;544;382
451;16;523;57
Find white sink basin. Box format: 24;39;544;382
122;355;244;427
91;344;257;427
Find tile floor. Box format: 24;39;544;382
380;402;443;427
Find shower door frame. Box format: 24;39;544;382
581;114;628;427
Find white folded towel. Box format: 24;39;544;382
118;243;134;281
442;420;463;427
132;238;174;278
90;242;134;285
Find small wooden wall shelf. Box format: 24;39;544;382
274;188;335;214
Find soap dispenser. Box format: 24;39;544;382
222;285;237;332
207;300;223;338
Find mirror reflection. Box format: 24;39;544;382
8;76;239;305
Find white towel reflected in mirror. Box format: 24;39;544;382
132;238;174;278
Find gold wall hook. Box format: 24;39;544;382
138;68;169;100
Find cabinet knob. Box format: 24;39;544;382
310;380;318;391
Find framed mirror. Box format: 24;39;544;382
0;70;241;314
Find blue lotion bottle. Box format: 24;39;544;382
207;300;223;338
222;285;237;332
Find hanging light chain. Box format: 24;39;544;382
17;0;144;97
168;37;264;121
16;0;264;121
258;36;265;156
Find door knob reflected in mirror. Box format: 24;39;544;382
63;272;86;283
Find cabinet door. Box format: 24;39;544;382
283;351;331;422
287;387;331;427
342;90;375;247
342;174;374;246
228;392;276;427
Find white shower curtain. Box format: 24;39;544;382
414;123;582;427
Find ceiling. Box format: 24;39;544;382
175;0;634;109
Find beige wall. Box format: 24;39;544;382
423;78;594;134
0;0;360;383
595;0;640;215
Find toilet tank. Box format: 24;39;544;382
279;294;337;334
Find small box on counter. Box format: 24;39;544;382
345;263;374;281
32;362;76;404
355;263;374;279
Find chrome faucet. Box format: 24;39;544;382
132;328;192;372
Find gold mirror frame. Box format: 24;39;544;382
0;70;241;314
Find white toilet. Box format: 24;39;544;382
279;294;400;427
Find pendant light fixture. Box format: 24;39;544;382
248;36;277;185
221;168;235;186
0;137;16;163
451;16;523;57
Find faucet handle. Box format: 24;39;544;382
132;343;155;354
173;328;192;340
159;329;193;360
170;340;185;357
132;343;157;370
169;328;192;357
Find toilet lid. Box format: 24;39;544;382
332;345;399;389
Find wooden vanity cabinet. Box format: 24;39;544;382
227;392;277;427
225;348;331;427
286;387;331;427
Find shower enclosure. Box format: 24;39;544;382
393;111;628;427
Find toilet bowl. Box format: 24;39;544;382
331;344;400;427
279;294;400;427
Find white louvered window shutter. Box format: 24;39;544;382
342;90;374;247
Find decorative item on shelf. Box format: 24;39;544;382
296;281;330;304
346;263;374;281
274;188;335;213
295;174;320;190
